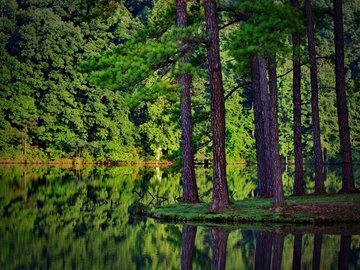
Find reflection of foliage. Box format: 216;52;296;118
0;165;360;268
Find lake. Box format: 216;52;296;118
0;164;359;269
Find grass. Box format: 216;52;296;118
148;193;360;225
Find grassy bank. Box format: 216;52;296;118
149;194;360;225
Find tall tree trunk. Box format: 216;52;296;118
210;227;229;270
204;0;231;212
181;225;197;270
268;57;285;207
304;0;325;194
291;0;305;196
292;233;303;270
176;0;200;203
312;234;322;270
259;56;273;196
333;0;357;193
338;235;351;270
272;233;285;270
251;56;267;196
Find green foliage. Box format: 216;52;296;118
0;0;359;165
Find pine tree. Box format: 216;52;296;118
304;0;325;194
291;0;304;196
204;0;231;212
268;57;285;207
333;0;357;193
176;0;200;202
251;56;267;196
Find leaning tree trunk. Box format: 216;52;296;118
204;0;231;212
176;0;200;203
333;0;357;193
251;56;267;196
268;57;285;207
291;0;305;196
259;56;273;196
304;0;325;194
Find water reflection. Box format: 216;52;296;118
338;235;351;270
292;234;302;270
0;165;359;269
180;226;359;270
211;227;230;270
181;225;197;270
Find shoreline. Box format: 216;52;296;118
148;193;360;226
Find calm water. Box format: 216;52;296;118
0;165;359;269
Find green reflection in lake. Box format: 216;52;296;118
0;165;359;269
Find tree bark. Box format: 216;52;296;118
333;0;357;193
251;56;267;196
204;0;231;212
176;0;200;203
181;225;197;270
259;56;273;196
291;0;305;196
292;233;303;270
304;0;325;194
268;57;285;207
210;227;229;270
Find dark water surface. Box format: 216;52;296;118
0;165;359;269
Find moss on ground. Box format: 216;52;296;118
148;193;360;225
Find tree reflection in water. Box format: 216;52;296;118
179;227;359;270
338;235;351;270
181;225;197;270
1;165;360;269
210;227;230;270
312;234;323;270
292;233;303;270
255;231;273;270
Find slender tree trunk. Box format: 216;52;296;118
304;0;325;194
272;233;285;270
268;57;285;207
338;235;351;270
291;0;305;196
210;227;229;270
177;0;200;203
312;234;322;270
333;0;357;193
292;233;303;270
204;0;231;212
259;56;272;196
181;225;197;270
251;56;267;196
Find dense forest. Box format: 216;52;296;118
1;0;359;164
